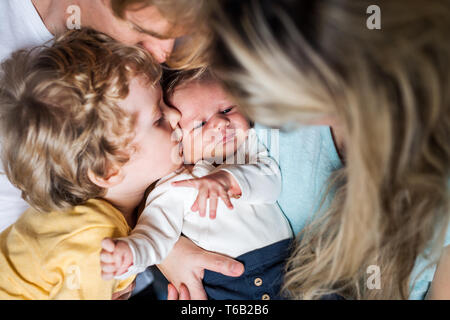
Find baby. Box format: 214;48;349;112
100;71;293;300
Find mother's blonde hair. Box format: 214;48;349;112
210;0;450;299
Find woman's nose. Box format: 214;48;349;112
141;38;175;63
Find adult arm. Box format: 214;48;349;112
157;236;244;300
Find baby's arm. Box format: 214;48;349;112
100;239;134;280
219;128;281;204
171;170;239;219
100;184;188;279
173;129;281;218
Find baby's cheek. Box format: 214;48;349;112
235;115;251;132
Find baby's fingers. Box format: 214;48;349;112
219;191;234;210
102;269;116;281
100;251;115;264
172;179;197;188
115;251;133;276
191;191;202;212
101;238;116;253
209;195;218;219
191;199;199;213
190;185;207;213
191;188;208;217
116;262;130;276
102;263;119;274
197;189;208;218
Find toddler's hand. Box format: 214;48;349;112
172;170;241;219
100;238;133;280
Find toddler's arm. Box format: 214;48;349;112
100;183;188;279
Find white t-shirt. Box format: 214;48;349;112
0;0;53;232
118;129;293;277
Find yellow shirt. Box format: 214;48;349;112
0;199;135;300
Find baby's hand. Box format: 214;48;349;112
100;238;133;280
172;170;242;219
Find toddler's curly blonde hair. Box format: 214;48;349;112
0;29;161;212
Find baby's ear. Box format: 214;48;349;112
87;165;125;189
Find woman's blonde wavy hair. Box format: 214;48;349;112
209;0;450;299
0;29;161;213
111;0;212;71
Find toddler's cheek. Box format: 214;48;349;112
180;138;197;164
172;126;183;143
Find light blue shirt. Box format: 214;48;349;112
255;124;450;300
409;218;450;299
254;125;342;234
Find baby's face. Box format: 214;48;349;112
169;81;250;164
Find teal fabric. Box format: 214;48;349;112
255;124;450;299
409;223;450;300
254;125;342;234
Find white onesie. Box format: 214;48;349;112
118;129;293;277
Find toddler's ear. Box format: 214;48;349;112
87;166;125;189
